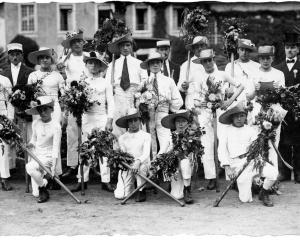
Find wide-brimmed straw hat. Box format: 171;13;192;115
257;45;275;57
192;49;215;64
108;33;133;54
157;40;171;48
83;51;108;68
186;36;209;50
25;96;54;115
116;108;141;129
219;101;247;125
28;47;57;65
161;110;190;130
238;39;256;51
140;51;163;69
61;29;85;48
7;43;23;53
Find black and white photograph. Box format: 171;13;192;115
0;0;300;237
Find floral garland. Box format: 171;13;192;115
0;115;22;145
60;79;100;125
180;7;210;44
222;18;247;59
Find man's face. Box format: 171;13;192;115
149;59;162;74
70;39;84;53
193;42;208;57
86;60;102;74
37;106;53;122
119;42;132;56
238;47;251;62
285;44;299;59
201;58;215;73
38;55;52;69
259;55;273;70
128;117;140;133
157;46;170;60
175;117;188;132
8;50;23;66
232;112;247;128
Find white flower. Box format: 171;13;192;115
134;92;141;99
0;124;3;130
208;93;216;102
145;91;153;100
293;69;298;78
262;121;272;130
207;102;213;109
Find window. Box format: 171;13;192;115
98;9;111;28
59;5;74;32
173;7;184;30
20;4;35;32
136;8;147;30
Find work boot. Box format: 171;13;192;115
48;178;61;190
62;167;77;179
183;186;194;204
135;189;146;202
1;179;12;191
71;182;87;192
206;179;216;190
101;182;115;192
259;188;274;207
37;186;49;203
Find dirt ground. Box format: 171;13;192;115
1;168;300;237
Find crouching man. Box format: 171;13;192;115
114;108;151;202
218;101;278;207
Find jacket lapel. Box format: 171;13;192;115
16;64;25;86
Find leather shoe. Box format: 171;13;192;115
62;168;77;178
37;186;49;203
102;183;115;192
1;180;12;191
135;189;146;202
183;186;194;204
259;188;274;207
206;179;216;190
71;182;87;192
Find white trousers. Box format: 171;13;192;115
66;114;79;168
155;111;172;155
114;162;149;199
230;157;278;203
0;142;12;179
76;113;110;183
170;158;192;199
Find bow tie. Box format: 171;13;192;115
287;59;295;63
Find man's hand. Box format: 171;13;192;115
255;82;261;91
26;143;35;149
273;81;280;89
181;81;189;91
56;62;65;71
131;159;141;174
225;165;236;180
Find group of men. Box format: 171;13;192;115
0;27;299;206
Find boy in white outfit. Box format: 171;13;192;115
218;101;278;207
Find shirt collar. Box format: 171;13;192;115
11;62;21;69
286;56;297;62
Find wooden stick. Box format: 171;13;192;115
78;120;85;196
22;120;29;193
120;161;185;207
230;52;234;78
213;160;251;207
269;140;293;170
111;53;116;87
17;142;81;204
186;50;191;83
212;110;220;192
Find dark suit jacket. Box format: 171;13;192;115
274;59;300;144
168;60;180;85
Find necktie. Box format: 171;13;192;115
163;60;169;77
153;75;159;97
287;59;295;64
120;56;130;91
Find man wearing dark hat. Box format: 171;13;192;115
106;33;148;139
156;40;180;85
114;108;151;202
274;32;300;182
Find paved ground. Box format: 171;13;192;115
1;172;300;236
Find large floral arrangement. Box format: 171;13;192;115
0;114;22;145
106;149;134;178
180;7;210;44
60;79;100;125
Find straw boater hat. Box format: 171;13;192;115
161;110;190;130
257;45;275;56
192;49;215;64
186;36;209;51
116;108;141;129
83;51;108;68
238;39;256;51
28;47;57;65
156;40;171;48
25;96;54;115
108;33;133;54
140;51;164;70
219;101;247;125
7;43;23;53
61;29;85;48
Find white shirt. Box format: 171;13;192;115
286;56;297;71
149;72;183;113
11;62;21;86
0;75;14;119
105;54;148;87
218;124;258;167
119;130;151;164
84;74;114;118
253;67;285;88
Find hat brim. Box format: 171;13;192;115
28;49;57;65
8;49;23;53
108;33;133;54
238;43;256;51
115;112;141;128
161;111;190;130
219;107;247;125
257;52;274;57
140;57;163;69
192;56;214;64
83;57;108;68
25;101;54;115
61;35;85;49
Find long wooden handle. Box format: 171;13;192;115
269;140;293;170
213;112;220;192
111;54;116;87
120;161;185;207
186;51;191;83
78;122;85;196
18;143;81;204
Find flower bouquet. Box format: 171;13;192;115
0;114;22;145
106;149;134;178
204;76;223;112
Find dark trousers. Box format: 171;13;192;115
278;143;300;180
